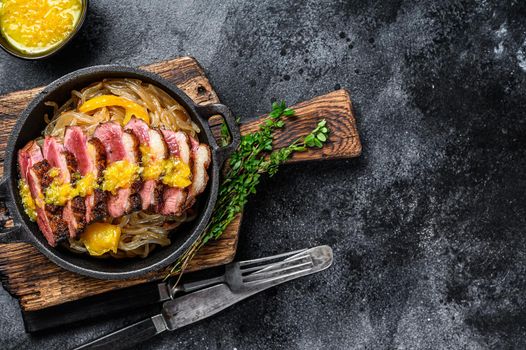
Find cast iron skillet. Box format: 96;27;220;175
0;66;240;280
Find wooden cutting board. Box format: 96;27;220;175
0;56;361;312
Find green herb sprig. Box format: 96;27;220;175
167;102;329;278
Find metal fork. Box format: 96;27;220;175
231;245;332;292
165;247;312;297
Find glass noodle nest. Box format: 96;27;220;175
42;79;200;258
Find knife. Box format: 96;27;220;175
25;248;308;333
74;245;333;350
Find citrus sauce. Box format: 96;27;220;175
101;160;141;195
140;145;192;187
18;179;37;220
0;0;82;54
44;171;96;206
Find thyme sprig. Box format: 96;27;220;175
167;102;329;278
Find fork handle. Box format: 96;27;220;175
179;275;225;293
73;315;167;350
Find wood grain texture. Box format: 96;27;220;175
240;90;360;161
0;57;361;312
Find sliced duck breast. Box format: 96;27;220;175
125;117;168;211
158;130;192;216
42;137;71;183
162;130;191;164
18;141;68;246
94;122;141;218
184;137;211;209
43;136;86;238
64;126;107;223
87;138;108;222
18;141;42;181
64;126;92;175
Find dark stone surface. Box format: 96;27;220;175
1;0;526;349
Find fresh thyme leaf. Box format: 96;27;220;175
167;102;330;278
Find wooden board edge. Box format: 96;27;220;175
338;89;361;157
0;266;16;298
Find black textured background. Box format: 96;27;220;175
1;1;526;349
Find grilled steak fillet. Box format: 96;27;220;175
19;141;68;246
125;118;168;211
185;137;211;209
94;122;141;218
43;136;86;238
64;127;107;223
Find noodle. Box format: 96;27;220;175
45;79;197;141
44;79;200;258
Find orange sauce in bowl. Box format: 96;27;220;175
0;0;82;54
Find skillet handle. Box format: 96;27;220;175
0;177;24;244
195;104;240;167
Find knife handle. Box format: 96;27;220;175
74;315;167;350
24;282;166;333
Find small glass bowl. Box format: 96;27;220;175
0;0;89;60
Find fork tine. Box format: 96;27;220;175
237;248;308;267
242;255;313;281
243;260;314;283
243;267;314;286
240;254;311;274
